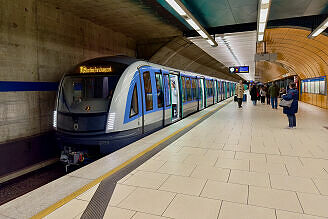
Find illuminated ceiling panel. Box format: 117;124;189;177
189;31;257;81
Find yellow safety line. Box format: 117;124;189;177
31;100;231;219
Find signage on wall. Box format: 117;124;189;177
229;66;249;73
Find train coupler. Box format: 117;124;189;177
60;147;87;172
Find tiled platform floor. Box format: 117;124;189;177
47;99;328;219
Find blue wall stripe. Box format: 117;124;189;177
0;81;59;92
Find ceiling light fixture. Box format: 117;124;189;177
258;34;264;42
186;18;200;30
197;30;208;38
165;0;186;16
218;36;241;66
308;17;328;38
164;0;218;47
257;0;271;42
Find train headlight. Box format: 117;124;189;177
106;113;115;133
53;110;57;129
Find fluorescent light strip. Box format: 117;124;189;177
197;30;208;38
259;8;268;23
186;18;200;31
165;0;186;16
323;20;328;27
308;17;328;38
258;34;264;41
220;36;241;66
257;0;271;42
164;0;217;47
259;22;265;33
207;39;215;46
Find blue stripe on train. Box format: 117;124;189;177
0;81;59;92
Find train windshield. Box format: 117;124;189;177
58;75;120;113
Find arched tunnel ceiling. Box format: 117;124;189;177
257;28;328;82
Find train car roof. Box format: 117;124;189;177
66;55;236;83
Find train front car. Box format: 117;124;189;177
53;56;136;169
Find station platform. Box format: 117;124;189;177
1;97;328;219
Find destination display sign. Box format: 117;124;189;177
79;66;113;74
229;66;249;73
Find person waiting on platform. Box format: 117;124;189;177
282;82;299;128
236;80;244;108
250;84;258;105
260;86;266;104
264;85;270;105
269;82;279;109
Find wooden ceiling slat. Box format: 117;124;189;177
259;28;328;81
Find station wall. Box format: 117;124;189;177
0;0;136;144
301;93;327;109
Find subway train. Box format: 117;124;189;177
53;56;236;167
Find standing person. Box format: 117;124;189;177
282;82;299;128
260;86;266;104
269;82;279;109
171;81;178;118
265;85;270;105
250;84;258;105
236;80;244;108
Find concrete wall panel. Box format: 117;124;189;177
0;0;136;143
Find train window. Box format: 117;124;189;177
186;78;192;101
191;79;197;100
143;71;153;111
58;75;120;113
181;76;186;103
206;80;211;97
155;73;163;108
164;75;171;107
130;84;139;117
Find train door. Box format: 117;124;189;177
220;81;224;101
212;80;215;105
224;82;227;99
139;67;162;134
162;71;172;126
169;73;181;122
198;78;205;110
215;80;218;103
154;70;165;128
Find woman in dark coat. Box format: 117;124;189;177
250;85;258;105
282;82;299;128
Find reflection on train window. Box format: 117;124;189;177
143;71;153;111
186;78;192;101
155;73;163;108
130;84;139;117
191;79;197;100
58;75;120;113
210;81;213;96
181;76;186;103
164;75;171;107
206;80;213;97
216;81;219;99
